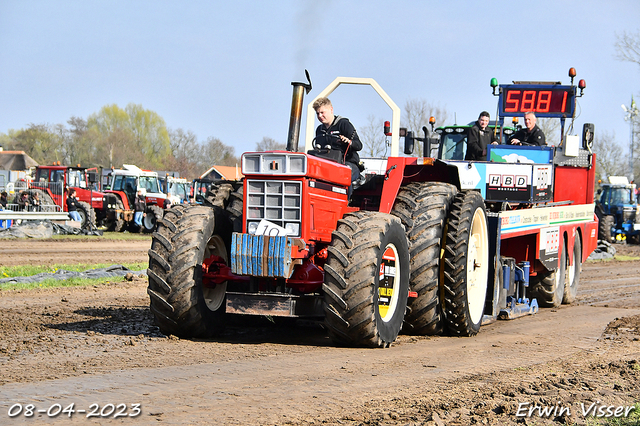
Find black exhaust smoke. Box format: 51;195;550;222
286;70;312;152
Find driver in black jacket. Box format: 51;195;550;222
509;112;546;146
312;97;363;191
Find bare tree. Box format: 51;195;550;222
615;30;640;67
358;114;388;158
593;130;625;182
166;128;202;179
536;118;561;146
403;98;450;156
201;137;238;169
255;137;286;152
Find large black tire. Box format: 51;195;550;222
143;205;164;233
104;197;126;232
25;189;55;211
391;182;457;335
598;215;615;243
225;185;244;233
530;240;566;308
563;235;582;304
323;211;410;348
442;191;490;336
147;205;230;338
76;201;96;230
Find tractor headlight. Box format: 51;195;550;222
285;223;300;236
247;221;259;234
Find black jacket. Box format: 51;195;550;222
134;194;147;212
314;115;362;165
465;122;497;161
509;125;546;146
66;196;79;212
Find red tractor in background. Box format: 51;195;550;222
147;70;598;347
21;164;120;230
103;164;167;232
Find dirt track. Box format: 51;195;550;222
0;238;639;425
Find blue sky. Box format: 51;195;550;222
1;1;639;157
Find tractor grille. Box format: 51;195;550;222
623;207;635;223
245;180;302;237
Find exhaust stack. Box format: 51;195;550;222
286;70;312;152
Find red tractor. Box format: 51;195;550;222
147;70;598;347
22;164;120;230
103;164;167;232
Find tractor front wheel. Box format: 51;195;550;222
143;205;164;233
147;205;230;338
323;211;410;348
599;215;615;243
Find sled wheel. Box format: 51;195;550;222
147;205;230;337
442;191;489;336
563;235;581;304
391;182;457;335
323;211;410;348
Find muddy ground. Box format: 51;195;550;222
0;238;639;425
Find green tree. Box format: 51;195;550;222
10;123;64;164
125;103;171;169
87;104;131;168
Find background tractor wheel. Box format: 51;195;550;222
147;205;231;338
442;191;489;336
25;189;55;211
76;201;96;230
530;241;567;308
143;205;164;233
104;197;126;232
391;182;457;335
323;211;410;348
598;215;615;243
563;235;582;304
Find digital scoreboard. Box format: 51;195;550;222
498;84;576;118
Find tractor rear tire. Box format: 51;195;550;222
563;235;581;304
25;189;55;211
323;211;410;348
147;205;230;338
76;201;96;230
143;205;164;233
599;215;615;243
530;241;566;308
391;182;457;335
442;191;489;336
